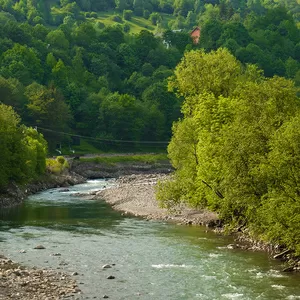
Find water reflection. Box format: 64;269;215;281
0;181;124;231
1;180;300;300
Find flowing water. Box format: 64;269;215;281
1;180;300;300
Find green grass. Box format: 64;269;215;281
49;5;175;34
72;140;103;155
92;10;155;34
59;138;167;156
90;11;174;34
79;153;168;164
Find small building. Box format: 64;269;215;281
190;27;201;44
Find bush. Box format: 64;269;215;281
143;10;150;19
46;156;69;174
111;15;123;23
95;21;105;30
149;12;162;25
85;12;91;18
56;156;66;165
123;10;133;21
123;22;130;32
90;12;98;18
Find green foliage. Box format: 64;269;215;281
123;22;130;32
0;0;300;219
0;44;43;85
123;9;132;20
25;83;72;149
111;14;123;23
158;48;300;254
0;104;47;190
46;29;69;50
168;48;241;101
46;156;69;174
149;12;162;25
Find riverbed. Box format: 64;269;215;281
1;179;300;300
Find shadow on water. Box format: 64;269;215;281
0;195;125;233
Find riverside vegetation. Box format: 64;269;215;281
156;48;300;260
1;0;300;268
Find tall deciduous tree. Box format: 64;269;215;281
0;44;43;85
25;83;72;148
0;103;47;189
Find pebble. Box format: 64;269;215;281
102;264;112;269
0;255;79;299
34;245;45;249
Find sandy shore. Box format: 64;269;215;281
92;174;219;226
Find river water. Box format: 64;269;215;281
1;179;300;300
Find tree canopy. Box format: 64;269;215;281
0;103;47;190
157;48;300;255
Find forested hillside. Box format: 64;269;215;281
0;0;300;199
0;0;299;153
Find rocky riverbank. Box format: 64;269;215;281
0;255;81;300
0;172;86;209
70;158;173;179
86;173;219;227
0;171;86;299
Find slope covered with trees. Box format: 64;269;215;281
0;0;299;153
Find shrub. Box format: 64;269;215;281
111;15;123;23
123;10;133;21
149;12;162;25
46;156;69;174
143;10;150;19
56;156;66;165
123;22;130;32
95;21;105;30
90;12;98;18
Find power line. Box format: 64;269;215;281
36;126;170;145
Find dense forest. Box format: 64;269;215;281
0;0;299;152
1;0;300;253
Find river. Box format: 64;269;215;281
1;179;300;300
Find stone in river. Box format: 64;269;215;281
102;264;112;269
106;275;115;279
34;245;45;249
